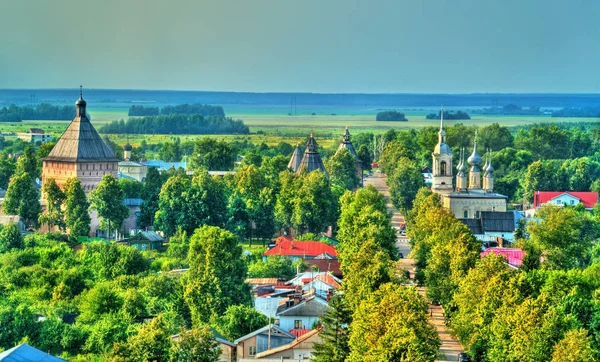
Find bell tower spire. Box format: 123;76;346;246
75;85;87;118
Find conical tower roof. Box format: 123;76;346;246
297;133;328;177
287;143;303;172
336;126;359;160
45;89;118;163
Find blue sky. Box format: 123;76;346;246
1;0;599;93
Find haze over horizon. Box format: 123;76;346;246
1;0;599;94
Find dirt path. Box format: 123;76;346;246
363;173;463;361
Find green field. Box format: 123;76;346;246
0;107;597;149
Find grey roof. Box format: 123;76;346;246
297;134;328;177
124;230;164;242
337;127;359;160
44;98;118;163
287;144;303;172
460;211;516;235
446;188;507;199
277;296;330;317
119;160;145;167
0;344;66;361
234;324;294;344
481;211;515;232
460;218;483;235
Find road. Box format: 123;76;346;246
363;172;463;362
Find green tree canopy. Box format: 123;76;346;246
326;148;359;190
184;226;251;325
64;177;91;238
188;138;236;171
214;304;268;341
89;174;129;240
347;283;440;362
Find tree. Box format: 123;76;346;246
379;142;412;175
78;283;123;322
388;157;424;213
342;239;392;310
3;172;41;228
138;167;164;229
169;326;220;362
166;227;189;264
64;178;91;238
15;146;38;178
79;242;149;281
292;171;336;234
233;166;276;240
184;226;251;325
514;124;571;160
155;172;228;236
527;205;592;270
479;123;514;150
39;178;66;231
188;138;236;171
376;110;407;121
450;253;514;359
119;178;143;198
326;148;359;190
0;223;24;252
551;329;597;362
357;144;373;172
247;256;297;280
0;152;16;189
0;303;37;350
523;160;569;201
336;185;397;265
89;174;129;241
112;313;172;362
313;293;352;362
83;312;132;354
274;171;300;231
214;305;268;341
347;283;440;362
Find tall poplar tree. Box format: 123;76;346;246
89;174;129;240
39;178;66;231
64;178;91;238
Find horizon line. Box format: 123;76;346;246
2;87;600;96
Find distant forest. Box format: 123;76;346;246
551;107;600;118
0;104;75;122
100;114;249;134
376;111;407;121
128;104;225;117
426;110;471;120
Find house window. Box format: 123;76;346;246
249;346;256;356
294;320;303;329
570;200;574;205
475;211;480;218
463;210;468;218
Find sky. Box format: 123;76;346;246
1;0;599;93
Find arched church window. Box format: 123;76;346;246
440;161;447;175
463;210;468;218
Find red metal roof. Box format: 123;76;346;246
264;240;337;258
313;274;341;289
289;329;313;338
304;259;342;277
533;191;598;209
480;247;525;267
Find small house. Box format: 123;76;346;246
234;325;295;358
120;230;164;251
